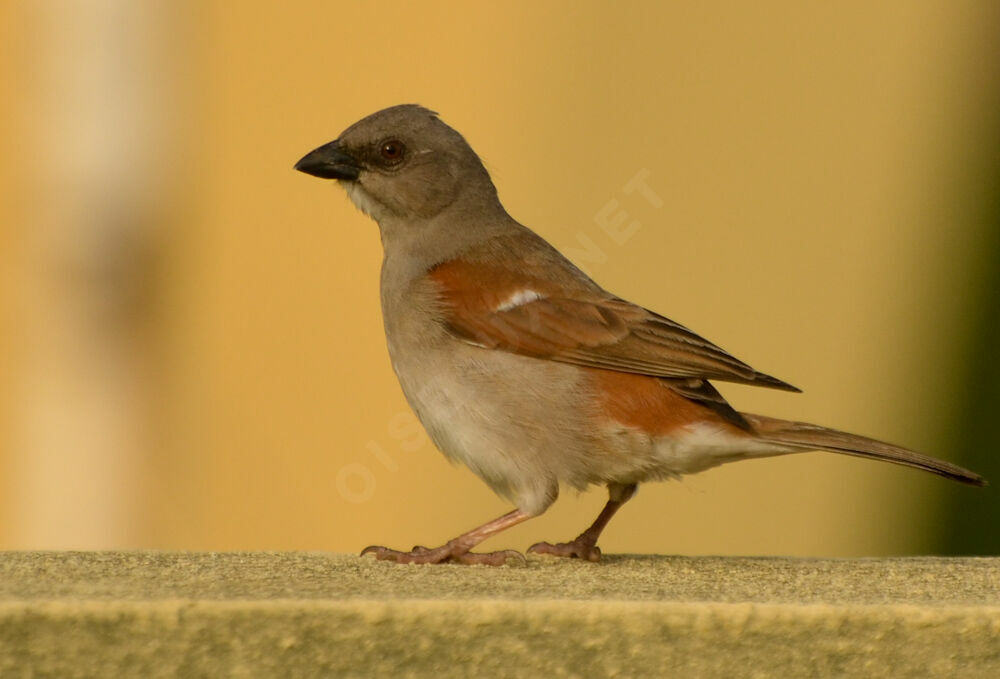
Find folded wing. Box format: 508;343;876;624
429;255;798;392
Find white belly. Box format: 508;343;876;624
388;335;593;515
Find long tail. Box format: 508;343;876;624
743;413;987;487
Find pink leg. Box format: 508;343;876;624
528;483;637;562
361;509;534;566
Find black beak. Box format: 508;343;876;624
294;140;361;180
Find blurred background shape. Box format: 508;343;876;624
0;1;996;555
941;97;1000;555
5;1;186;548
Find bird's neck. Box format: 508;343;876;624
377;207;517;287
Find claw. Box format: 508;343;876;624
501;549;529;566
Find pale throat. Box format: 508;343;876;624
341;180;383;219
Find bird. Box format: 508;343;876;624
295;104;985;565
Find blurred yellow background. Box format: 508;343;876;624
2;1;997;556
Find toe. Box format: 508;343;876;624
526;540;602;562
453;550;526;567
359;544;525;566
526;541;555;555
360;545;449;564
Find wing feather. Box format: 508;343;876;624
428;251;798;392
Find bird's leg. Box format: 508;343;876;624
361;508;534;566
528;483;637;562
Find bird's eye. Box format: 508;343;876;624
380;140;405;163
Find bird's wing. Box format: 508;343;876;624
428;256;799;392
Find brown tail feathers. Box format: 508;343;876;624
744;413;986;487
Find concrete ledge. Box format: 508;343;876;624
1;552;998;677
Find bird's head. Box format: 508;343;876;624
295;104;497;223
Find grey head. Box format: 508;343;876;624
295;105;500;223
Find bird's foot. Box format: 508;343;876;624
527;538;602;562
361;543;525;566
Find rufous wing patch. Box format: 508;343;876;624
428;259;627;357
588;369;744;436
427;257;796;392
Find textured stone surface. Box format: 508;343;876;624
1;552;998;677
